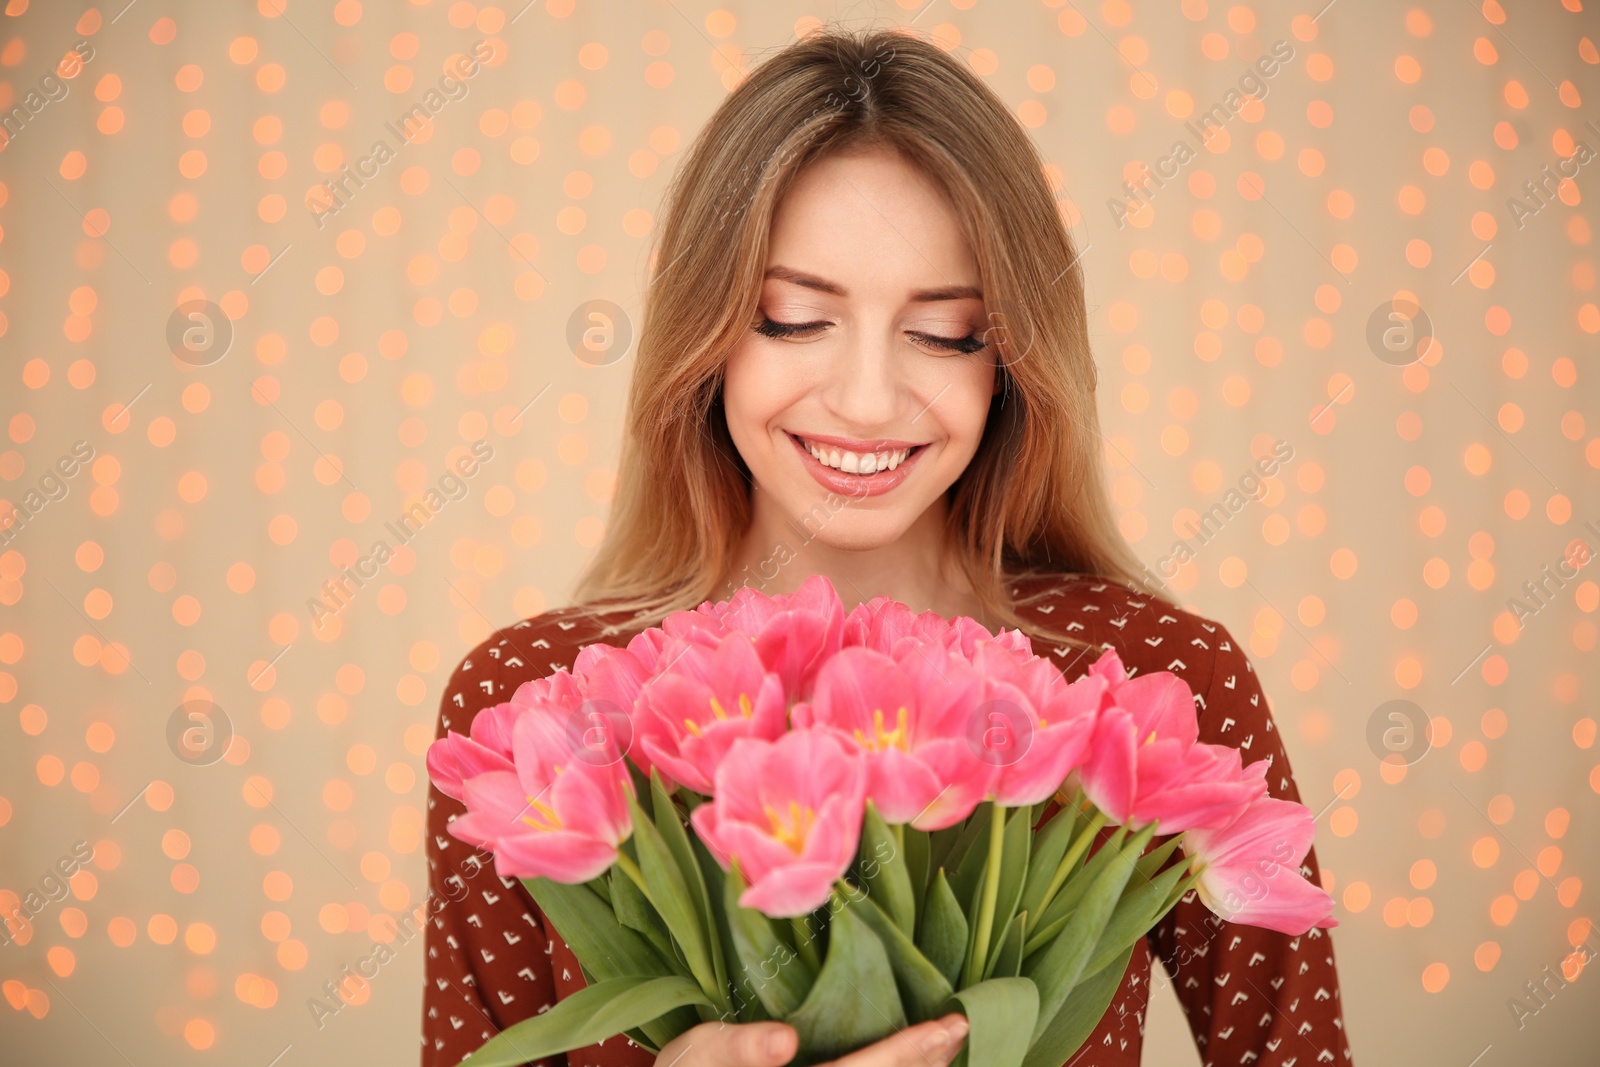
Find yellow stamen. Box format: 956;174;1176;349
763;799;816;855
850;705;911;753
520;794;563;833
691;693;753;736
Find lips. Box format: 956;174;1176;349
785;431;928;498
790;433;921;474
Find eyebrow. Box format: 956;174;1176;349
764;264;982;303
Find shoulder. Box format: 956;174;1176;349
1009;571;1250;710
435;601;645;736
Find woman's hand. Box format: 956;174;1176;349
652;1013;970;1067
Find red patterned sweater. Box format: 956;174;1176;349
420;574;1353;1067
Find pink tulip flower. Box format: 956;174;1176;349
843;595;1033;662
572;635;678;787
633;631;790;795
689;730;866;918
1137;745;1270;830
792;646;996;830
575;625;674;680
426;704;518;805
843;596;953;656
672;574;847;701
967;641;1104;808
1088;647;1198;747
426;669;587;803
1071;649;1264;832
1182;790;1338;935
445;703;634;884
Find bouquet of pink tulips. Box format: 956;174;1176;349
427;576;1335;1067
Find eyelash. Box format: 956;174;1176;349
754;317;989;356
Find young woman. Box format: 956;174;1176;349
421;27;1351;1067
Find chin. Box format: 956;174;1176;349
778;501;918;552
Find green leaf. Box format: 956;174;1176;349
939;977;1037;1067
625;788;717;1001
945;802;995;908
1020;822;1155;1044
1026;827;1182;960
903;823;930;935
855;800;916;938
918;867;968;988
1018;942;1134;1067
1020;909;1068;959
927;820;967;879
1132;833;1184;883
610;861;678;971
1080;859;1186;981
627;759;656;819
722;861;814;1019
651;769;728;1006
522;877;697;1048
689;826;759;1021
1031;823;1128;934
1018;803;1081;924
787;892;907;1066
587;870;613;907
984;910;1025;980
457;975;712;1067
522;877;669;978
838;883;953;1023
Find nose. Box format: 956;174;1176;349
819;319;906;429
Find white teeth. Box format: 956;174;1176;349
799;436;911;475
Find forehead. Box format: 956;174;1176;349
764;145;979;298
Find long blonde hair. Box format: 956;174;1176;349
568;25;1148;650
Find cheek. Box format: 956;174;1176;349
927;359;995;451
721;342;793;453
721;342;760;429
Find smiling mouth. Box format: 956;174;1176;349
786;431;927;475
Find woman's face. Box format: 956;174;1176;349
722;145;999;553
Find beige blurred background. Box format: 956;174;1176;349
1;0;1597;1064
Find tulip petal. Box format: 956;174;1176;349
738;862;844;918
1077;707;1137;823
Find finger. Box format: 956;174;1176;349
664;1019;798;1067
823;1014;970;1067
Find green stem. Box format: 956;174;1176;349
963;802;1007;988
1026;810;1109;937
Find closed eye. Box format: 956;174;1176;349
911;330;988;355
754;317;988;355
754;317;828;340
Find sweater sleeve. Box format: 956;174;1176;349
1145;620;1354;1066
421;635;564;1067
